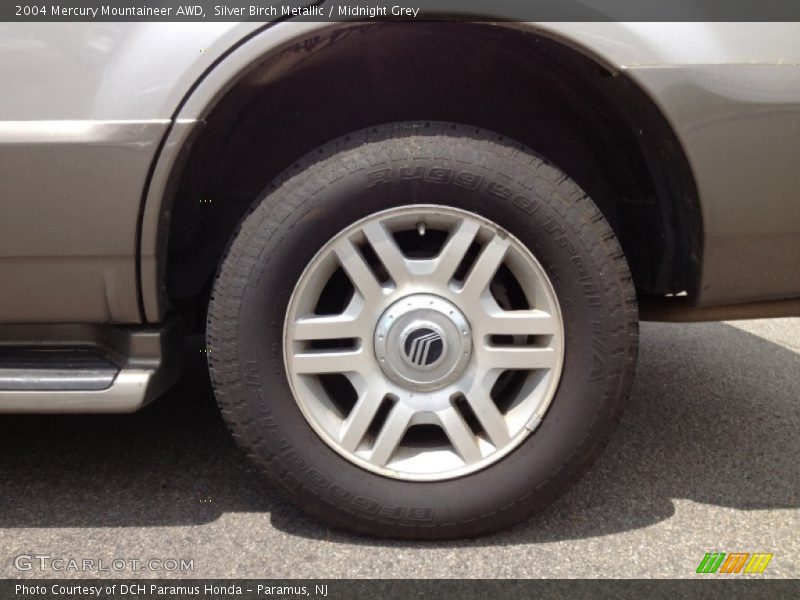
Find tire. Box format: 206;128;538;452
207;122;638;539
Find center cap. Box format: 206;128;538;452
374;295;472;392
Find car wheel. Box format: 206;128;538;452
207;122;638;539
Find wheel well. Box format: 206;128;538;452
165;22;701;327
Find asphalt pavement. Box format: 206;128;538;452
1;319;798;579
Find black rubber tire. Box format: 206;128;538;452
207;122;638;539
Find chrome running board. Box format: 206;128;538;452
0;322;179;413
0;348;119;390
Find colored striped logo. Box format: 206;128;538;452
696;552;773;574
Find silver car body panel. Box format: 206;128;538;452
1;22;799;322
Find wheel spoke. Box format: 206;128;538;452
483;346;557;370
432;218;480;284
369;403;413;466
333;238;383;301
362;221;411;286
463;391;510;448
292;314;362;341
339;391;384;452
483;309;558;337
292;348;365;374
438;407;482;464
461;234;510;298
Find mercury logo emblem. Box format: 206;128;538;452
403;328;444;367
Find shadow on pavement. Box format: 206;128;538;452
1;322;797;547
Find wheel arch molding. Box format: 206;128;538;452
138;21;701;324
